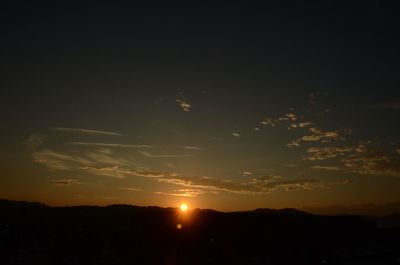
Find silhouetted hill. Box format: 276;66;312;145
0;199;399;265
247;208;312;216
365;213;400;228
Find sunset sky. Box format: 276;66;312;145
1;0;399;215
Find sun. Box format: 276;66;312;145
180;203;188;212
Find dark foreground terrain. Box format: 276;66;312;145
0;199;399;265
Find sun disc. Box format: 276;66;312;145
180;203;188;212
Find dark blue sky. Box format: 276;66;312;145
1;0;399;214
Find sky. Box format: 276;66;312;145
1;0;400;215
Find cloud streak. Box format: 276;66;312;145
71;142;154;148
53;127;122;136
139;151;194;158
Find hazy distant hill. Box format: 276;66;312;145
0;199;399;265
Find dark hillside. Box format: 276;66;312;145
0;199;399;265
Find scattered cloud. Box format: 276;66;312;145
298;122;313;128
343;150;400;177
242;171;253;176
303;141;400;177
248;176;348;193
301;127;342;142
286;113;297;120
53;127;122;136
257;111;315;134
289;127;350;147
259;118;276;127
305;146;353;161
256;110;350;148
232;133;240;137
176;98;191;112
287;140;301;147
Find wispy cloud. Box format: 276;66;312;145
115;186;142;192
311;166;341;171
33;148;139;171
53;127;122;136
34;146;349;194
180;145;204;151
154;189;207;197
153;174;347;195
33;149;92;170
24;133;45;148
70;158;347;194
79;165;127;179
51;179;81;185
232;133;240;137
71;142;154;148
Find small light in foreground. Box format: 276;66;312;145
176;223;182;230
180;203;188;212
